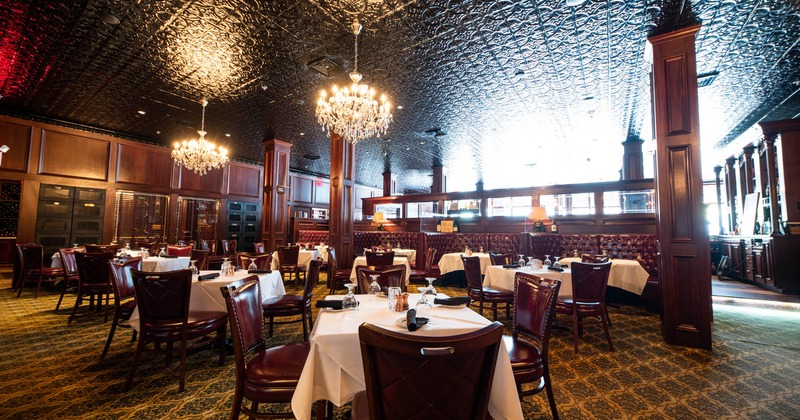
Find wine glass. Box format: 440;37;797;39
159;246;167;257
425;277;437;296
189;260;199;275
552;256;561;269
527;257;534;268
367;274;381;296
415;286;432;317
518;254;526;267
543;255;552;266
247;257;258;271
342;284;359;310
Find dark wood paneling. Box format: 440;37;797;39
39;130;110;181
292;176;313;204
178;166;224;193
667;146;693;240
227;163;261;198
664;55;690;135
0;121;31;173
116;143;173;187
262;140;292;251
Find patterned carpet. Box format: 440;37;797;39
2;269;800;419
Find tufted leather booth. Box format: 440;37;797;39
352;231;423;266
297;230;329;245
423;233;490;265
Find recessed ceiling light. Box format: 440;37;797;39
100;12;120;25
566;0;588;6
137;110;146;115
225;133;231;137
300;132;305;136
156;130;161;134
303;154;321;160
419;141;426;145
397;105;403;109
405;147;410;151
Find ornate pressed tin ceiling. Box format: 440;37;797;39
1;0;799;192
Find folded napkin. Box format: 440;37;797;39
406;309;429;331
503;264;520;269
316;300;343;310
161;255;179;259
547;266;564;272
248;269;271;274
433;296;470;306
197;273;220;281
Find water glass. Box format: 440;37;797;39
387;287;402;311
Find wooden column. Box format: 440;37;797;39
740;145;756;195
329;132;356;269
724;157;738;232
262;139;291;252
382;171;396;197
649;24;712;349
713;165;724;234
621;137;645;180
432;165;445;193
763;133;782;236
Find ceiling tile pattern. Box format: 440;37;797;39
0;0;798;192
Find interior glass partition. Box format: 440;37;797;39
114;191;168;244
177;197;219;246
603;190;655;214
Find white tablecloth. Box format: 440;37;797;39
290;294;524;420
484;266;574;299
129;270;285;331
349;256;412;282
271;249;321;271
557;257;649;295
141;256;191;272
314;245;329;262
437;252;492;275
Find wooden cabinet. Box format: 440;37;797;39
717;235;800;294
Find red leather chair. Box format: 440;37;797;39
556;261;614;353
409;247;437;283
237;253;272;270
277;245;303;288
581;253;610;263
253;241;266;253
221;278;311;419
200;239;216;254
352;321;504;420
126;268;227;392
504;271;561;419
190;249;210;270
364;250;395;266
102;258;142;358
354;264;407;294
326;246;352;295
69;251;114;323
462;255;513;320
15;244;65;298
262;259;322;341
55;247;83;310
166;244;193;256
85;244;119;254
489;252;517;266
136;240;159;254
208;239;236;269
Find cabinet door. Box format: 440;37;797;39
752;246;765;285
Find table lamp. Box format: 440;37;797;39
528;207;548;232
373;212;386;231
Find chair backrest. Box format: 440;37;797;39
130;268;193;325
513;272;561;351
253;242;266;253
167;244;193;257
277;245;300;266
136;241;159;254
489;252;516;266
461;256;483;292
221;277;265;375
59;247;83;276
424;248;437;272
190;249;210;270
237;253;272;270
221;239;237;255
85;244;119;254
74;251;114;286
581;253;609;263
20;244;45;271
359;321;504;420
303;259;323;301
109;257;142;302
570;261;612;303
355;264;407;294
201;239;217;254
365;250;395;266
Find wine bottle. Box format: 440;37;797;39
550;219;558;233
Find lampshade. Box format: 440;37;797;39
373;212;386;222
528;207;548;221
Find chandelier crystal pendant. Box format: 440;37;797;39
316;19;393;145
171;99;229;175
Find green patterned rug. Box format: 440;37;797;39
1;271;799;419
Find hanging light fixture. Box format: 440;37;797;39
316;19;393;145
171;99;229;175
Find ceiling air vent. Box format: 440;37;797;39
303;154;321;160
308;57;342;77
697;71;720;87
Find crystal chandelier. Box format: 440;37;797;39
316;19;393;145
171;99;229;175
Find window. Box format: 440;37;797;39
540;193;595;216
488;196;531;217
114;192;168;244
603;190;655;214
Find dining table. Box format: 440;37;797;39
437;252;492;275
270;248;321;271
290;293;524;420
128;269;285;331
349;255;412;282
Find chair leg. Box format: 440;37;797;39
605;306;612;326
230;385;244;420
68;293;83;324
179;336;188;392
544;371;559;420
601;309;615;352
268;316;275;338
34;272;44;299
101;312;120;358
55;280;68;311
572;309;580;354
217;324;226;366
301;310;308;342
126;335;146;391
492;303;498;321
